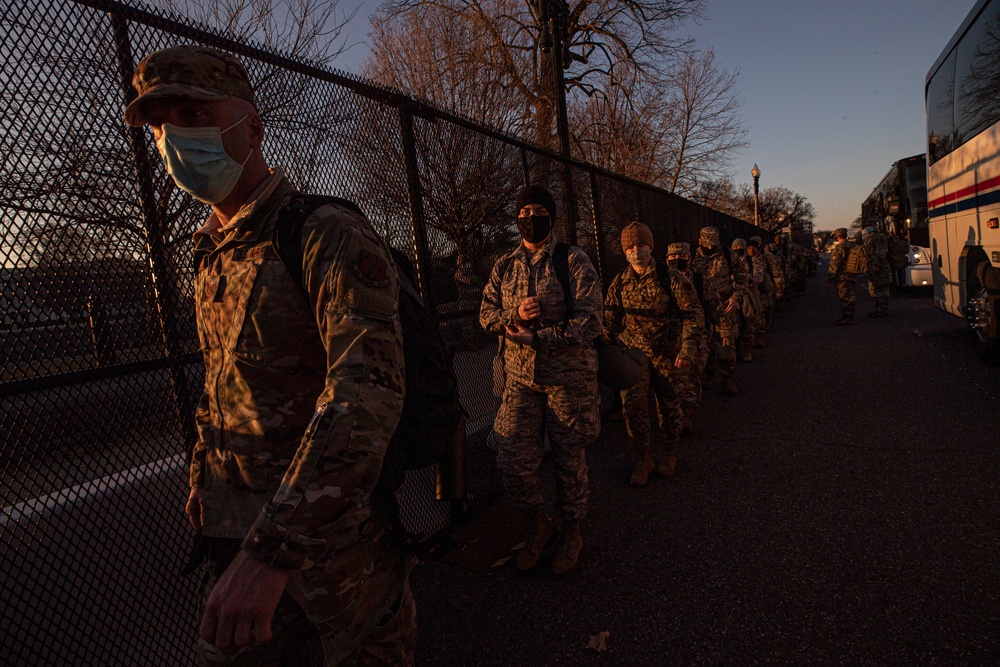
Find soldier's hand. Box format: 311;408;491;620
504;322;535;346
674;357;690;369
724;295;740;314
200;551;289;649
186;488;204;531
518;296;541;321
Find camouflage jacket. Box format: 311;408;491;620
763;249;784;287
480;235;603;385
190;169;405;571
864;230;889;270
746;252;766;286
683;266;726;328
604;260;705;366
691;246;748;303
828;240;856;280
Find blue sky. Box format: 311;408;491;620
332;0;973;231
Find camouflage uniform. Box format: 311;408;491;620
864;229;890;315
480;235;603;521
604;259;705;469
732;239;762;357
827;232;857;322
692;228;747;386
189;170;415;666
763;244;785;309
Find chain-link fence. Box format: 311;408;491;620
0;1;765;664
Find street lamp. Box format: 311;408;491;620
751;163;761;228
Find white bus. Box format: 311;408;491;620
925;0;1000;364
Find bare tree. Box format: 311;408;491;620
661;49;748;196
379;0;704;150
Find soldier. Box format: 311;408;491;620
604;223;705;486
731;238;761;361
826;228;858;325
763;242;787;308
125;46;415;664
863;226;890;318
665;242;725;434
480;185;603;576
692;226;747;396
749;236;776;334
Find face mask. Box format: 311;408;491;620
625;247;651;268
517;214;552;244
734;248;746;256
156;116;250;204
701;244;719;255
668;258;689;272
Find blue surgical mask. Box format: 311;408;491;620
156;116;250;204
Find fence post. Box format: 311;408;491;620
589;172;606;285
108;11;198;452
397;105;436;314
520;147;530;188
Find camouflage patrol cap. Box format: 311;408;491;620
731;237;747;249
834;227;848;238
700;226;720;245
125;45;257;126
666;242;690;256
748;236;762;247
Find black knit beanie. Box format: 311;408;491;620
516;185;557;219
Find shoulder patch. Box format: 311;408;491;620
353;249;391;288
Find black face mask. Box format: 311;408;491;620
517;215;552;243
668;258;689;272
701;244;719;255
735;248;746;256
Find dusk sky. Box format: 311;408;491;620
332;0;975;231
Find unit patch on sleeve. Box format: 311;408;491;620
352;249;391;288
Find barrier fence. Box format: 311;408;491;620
0;1;765;664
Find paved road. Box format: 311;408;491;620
410;267;1000;666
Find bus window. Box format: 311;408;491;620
955;3;1000;147
926;49;956;165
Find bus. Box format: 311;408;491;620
925;0;1000;364
860;154;932;288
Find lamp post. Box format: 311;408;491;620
751;163;761;228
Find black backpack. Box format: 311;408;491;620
887;235;909;270
273;194;466;549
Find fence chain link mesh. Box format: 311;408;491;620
1;1;764;664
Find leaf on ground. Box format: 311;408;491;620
587;631;609;652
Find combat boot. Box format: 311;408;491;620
550;520;583;576
754;335;765;349
516;510;553;572
722;375;738;396
656;454;677;477
702;369;717;390
629;454;655;487
834;315;855;326
739;346;753;362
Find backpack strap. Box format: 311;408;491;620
553;241;573;319
273;193;366;304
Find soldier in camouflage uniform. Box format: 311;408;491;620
692;226;747;396
826;228;857;325
731;238;761;361
771;235;790;303
604;223;705;486
480;185;603;576
749;236;776;333
763;242;787;306
126;46;415;666
863;226;890;317
665;242;724;434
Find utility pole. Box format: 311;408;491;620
539;0;578;245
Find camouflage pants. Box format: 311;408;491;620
622;359;681;461
197;531;416;667
868;269;890;312
705;312;738;379
494;375;600;521
670;333;707;405
836;276;856;317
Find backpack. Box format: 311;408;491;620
887;235;909;270
844;242;868;275
273;194;466;550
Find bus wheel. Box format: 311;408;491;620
966;261;1000;365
